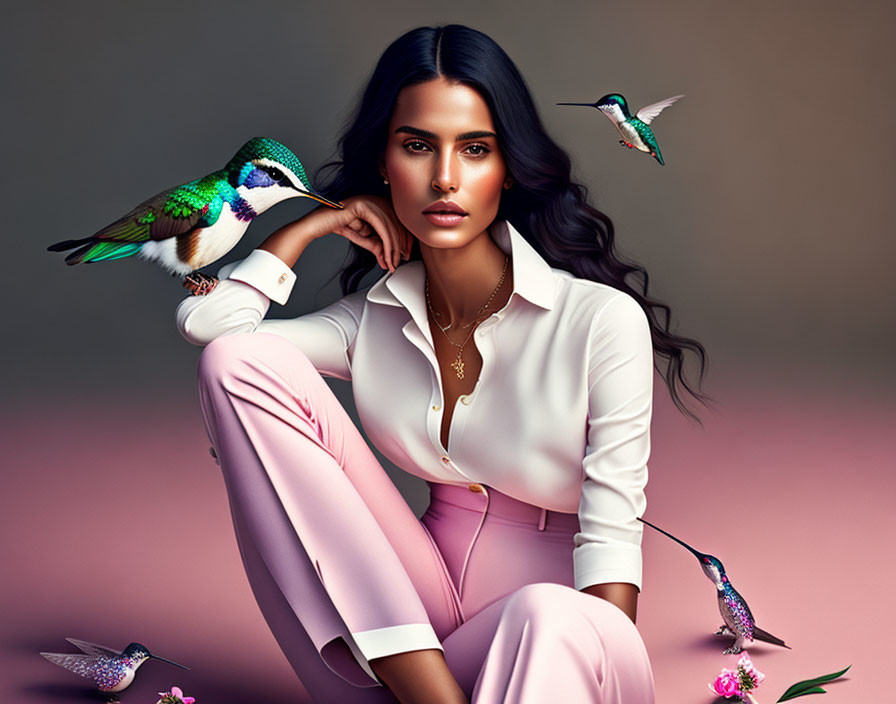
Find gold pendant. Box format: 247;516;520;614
451;353;465;379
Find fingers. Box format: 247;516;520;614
334;225;387;270
360;209;398;272
401;227;414;260
332;199;413;273
333;223;392;271
346;217;369;234
381;213;410;267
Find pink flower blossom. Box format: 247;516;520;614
709;652;765;702
709;668;743;698
737;652;765;690
156;685;196;704
170;686;195;704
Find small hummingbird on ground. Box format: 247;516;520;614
557;93;684;165
47;136;343;295
638;517;790;654
40;637;188;695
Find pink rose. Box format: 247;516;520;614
709;668;744;698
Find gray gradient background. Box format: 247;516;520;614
6;0;895;400
3;1;894;702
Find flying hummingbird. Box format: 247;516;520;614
638;517;790;654
40;637;188;693
557;93;684;165
47;136;343;295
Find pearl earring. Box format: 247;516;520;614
383;177;389;184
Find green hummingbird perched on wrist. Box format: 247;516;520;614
47;136;343;295
557;93;684;165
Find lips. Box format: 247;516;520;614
423;201;467;215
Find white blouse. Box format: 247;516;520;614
176;219;654;593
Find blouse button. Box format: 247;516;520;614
278;273;288;284
468;483;484;493
460;395;472;405
432;404;441;411
441;456;451;464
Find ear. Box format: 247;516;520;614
378;158;388;182
503;175;514;189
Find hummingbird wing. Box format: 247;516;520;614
635;94;684;125
91;176;222;244
40;652;102;679
47;174;224;265
64;637;123;657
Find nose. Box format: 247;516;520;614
431;151;458;193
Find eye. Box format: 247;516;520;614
403;140;429;153
464;143;490;156
266;167;284;181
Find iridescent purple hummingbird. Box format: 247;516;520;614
638;517;790;654
47;136;343;296
556;93;684;165
40;637;188;693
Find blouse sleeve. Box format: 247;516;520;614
573;292;654;592
175;248;367;381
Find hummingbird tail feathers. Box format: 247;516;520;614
753;626;790;649
47;237;143;265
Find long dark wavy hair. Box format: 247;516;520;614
313;24;715;424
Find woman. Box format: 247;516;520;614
177;24;709;704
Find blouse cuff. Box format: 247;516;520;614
349;623;444;683
225;249;296;305
573;541;643;591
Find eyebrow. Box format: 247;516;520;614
394;125;498;141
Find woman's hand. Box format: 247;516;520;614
258;194;414;272
310;195;416;271
327;195;414;273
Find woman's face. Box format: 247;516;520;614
380;76;512;250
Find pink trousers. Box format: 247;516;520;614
196;332;655;703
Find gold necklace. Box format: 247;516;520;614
425;254;509;379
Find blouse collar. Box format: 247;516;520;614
365;220;557;331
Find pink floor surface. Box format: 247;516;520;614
3;369;891;703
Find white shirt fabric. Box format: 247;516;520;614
177;217;653;601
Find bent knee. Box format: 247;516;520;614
197;332;311;385
503;582;583;625
197;333;258;383
502;582;634;634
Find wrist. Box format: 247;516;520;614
580;583;639;623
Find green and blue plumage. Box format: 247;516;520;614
48;137;325;269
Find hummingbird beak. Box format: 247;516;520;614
638;517;708;561
294;188;344;210
555;102;596;107
151;654;190;670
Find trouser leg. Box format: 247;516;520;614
228;482;400;703
425;489;655;703
468;582;656;704
196;332;461;699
